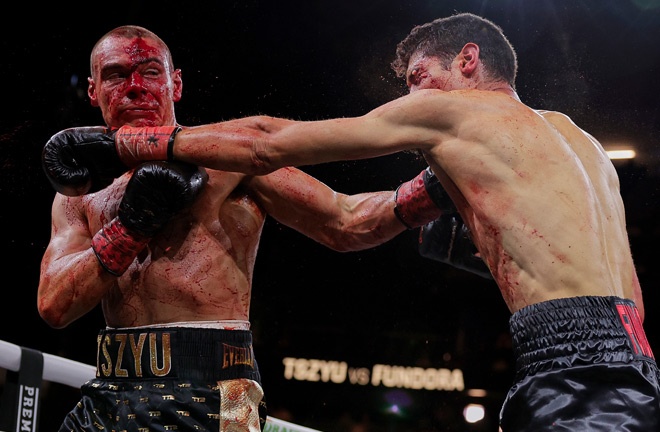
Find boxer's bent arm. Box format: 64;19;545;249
244;168;406;252
38;194;116;329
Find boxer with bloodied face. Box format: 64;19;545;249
38;26;462;431
44;13;660;431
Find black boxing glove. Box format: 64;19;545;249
419;213;492;279
394;167;456;229
91;161;207;276
42;125;181;196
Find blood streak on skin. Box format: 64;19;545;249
530;228;544;239
496;250;521;307
125;38;159;65
62;198;81;226
483;222;523;305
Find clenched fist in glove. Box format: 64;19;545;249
419;213;492;279
42;125;181;196
91;161;207;276
394;166;456;229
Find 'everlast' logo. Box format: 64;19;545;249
97;332;173;378
222;343;255;369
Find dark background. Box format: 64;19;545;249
1;1;659;431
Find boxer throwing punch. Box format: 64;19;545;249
38;25;466;432
44;14;660;431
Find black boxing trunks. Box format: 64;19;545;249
500;296;660;432
59;325;267;432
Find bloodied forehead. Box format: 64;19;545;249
91;35;172;76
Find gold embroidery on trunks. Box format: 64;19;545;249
98;334;111;377
151;333;172;376
221;343;255;368
114;333;128;377
130;333;147;377
96;333;102;377
97;332;173;378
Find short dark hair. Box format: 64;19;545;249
391;12;517;88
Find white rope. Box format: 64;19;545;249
264;416;322;431
0;339;322;432
0;340;95;388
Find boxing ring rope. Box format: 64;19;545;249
0;339;321;432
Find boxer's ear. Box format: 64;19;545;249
458;43;479;76
88;77;99;107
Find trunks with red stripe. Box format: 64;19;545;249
510;295;654;378
501;295;660;432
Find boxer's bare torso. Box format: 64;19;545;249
43;169;264;327
419;90;641;315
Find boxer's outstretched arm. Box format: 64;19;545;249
171;90;451;173
42;89;463;194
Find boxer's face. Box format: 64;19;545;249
405;51;469;93
88;35;182;128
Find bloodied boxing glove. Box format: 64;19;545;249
91;161;207;276
394;166;456;229
419;213;492;279
42;125;181;196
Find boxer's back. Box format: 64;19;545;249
432;93;638;313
